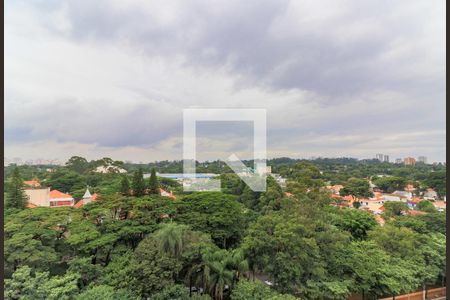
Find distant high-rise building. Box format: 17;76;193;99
404;157;416;166
418;156;427;164
383;155;389;163
395;158;402;164
375;153;384;161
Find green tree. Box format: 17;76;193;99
148;168;160;195
422;171;446;198
65;156;90;173
4;266;79;300
46;169;85;195
368;225;419;259
230;279;299;300
416;213;446;234
416;200;437;213
373;176;407;193
128;236;182;298
203;249;234;300
150;284;189;300
340;240;418;298
119;175;130;195
335;209;378;240
154;223;190;258
176;192;248;248
340;178;373;198
131;169;146;197
75;285;139;300
6;167;28;209
383;201;409;218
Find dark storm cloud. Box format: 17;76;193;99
38;0;444;97
4;0;446;161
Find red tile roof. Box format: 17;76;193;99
342;195;355;201
407;210;427;216
160;188;176;199
26;202;37;208
375;214;385;225
74;193;98;208
49;190;73;199
24;180;41;187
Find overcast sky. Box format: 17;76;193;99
5;0;446;163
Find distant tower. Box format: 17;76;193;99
383;155;389;163
395;158;402;164
404;157;416;166
375;154;384;161
418;156;427;164
82;188;93;204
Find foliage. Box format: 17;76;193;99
176;192;248;248
131;169;146;197
5;167;28;209
75;285;139;300
416;200;437;213
5;266;79;300
383;201;409;218
340;178;373;198
372;176;407;193
231;279;299;300
334;209;378;240
148;168;160;194
3;157;447;300
119;175;130;195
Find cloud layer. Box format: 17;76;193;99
5;0;446;162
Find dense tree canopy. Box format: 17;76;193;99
3;157;446;299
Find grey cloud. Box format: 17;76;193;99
30;0;444;98
4;0;446;162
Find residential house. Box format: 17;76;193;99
433;201;446;212
392;190;412;200
423;188;438;200
25;188;74;207
404;184;416;193
326;185;344;195
24;179;41;188
25;188;50;207
382;194;402;202
49;190;75;207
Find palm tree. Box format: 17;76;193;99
206;260;234;300
225;249;249;285
153;223;189;258
202;249;235;300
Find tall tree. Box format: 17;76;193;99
120;175;130;195
6;167;28;209
340;178;373;198
154;223;189;258
131;169;145;197
148;168;160;195
65;156;90;173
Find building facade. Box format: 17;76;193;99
404;157;416;166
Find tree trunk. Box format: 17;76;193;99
91;248;98;264
105;249;112;266
189;275;192;297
